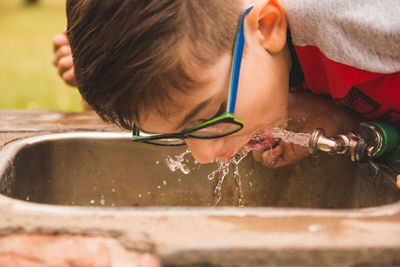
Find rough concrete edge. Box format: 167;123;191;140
161;247;400;267
0;226;156;253
0;226;160;266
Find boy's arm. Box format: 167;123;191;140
52;29;76;87
252;91;363;168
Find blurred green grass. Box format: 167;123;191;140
0;0;82;111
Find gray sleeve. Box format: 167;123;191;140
280;0;400;73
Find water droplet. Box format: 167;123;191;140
208;170;218;181
26;196;30;201
138;194;142;198
157;185;161;189
90;200;95;204
163;180;167;186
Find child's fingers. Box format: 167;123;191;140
52;33;69;52
253;141;310;169
261;145;283;168
57;56;74;76
52;29;77;87
62;68;77;87
251;150;262;162
52;45;72;66
252;145;283;168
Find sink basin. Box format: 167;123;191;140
1;131;400;266
0;132;399;208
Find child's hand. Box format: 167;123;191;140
52;29;76;87
252;137;309;168
253;92;362;168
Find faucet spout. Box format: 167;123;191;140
309;129;360;161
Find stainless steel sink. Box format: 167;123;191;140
0;132;399;208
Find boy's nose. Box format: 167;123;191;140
185;138;224;164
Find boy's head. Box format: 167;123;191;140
67;0;291;163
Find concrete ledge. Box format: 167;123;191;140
0;110;399;266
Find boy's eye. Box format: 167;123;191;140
197;103;226;124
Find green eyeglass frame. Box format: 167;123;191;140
132;6;254;146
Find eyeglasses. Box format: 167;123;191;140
132;6;254;146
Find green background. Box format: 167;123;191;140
0;0;82;111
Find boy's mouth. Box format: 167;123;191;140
219;131;278;160
244;131;277;151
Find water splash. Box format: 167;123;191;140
163;128;310;207
166;149;191;174
210;160;229;204
212;148;251;206
211;129;311;205
233;163;244;207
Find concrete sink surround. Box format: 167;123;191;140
0;110;399;266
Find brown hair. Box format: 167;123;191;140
67;0;242;129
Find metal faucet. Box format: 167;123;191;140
309;122;400;163
309;122;400;185
309;129;360;161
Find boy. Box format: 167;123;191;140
60;0;399;168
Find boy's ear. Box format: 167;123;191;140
247;0;287;53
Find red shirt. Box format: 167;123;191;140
294;45;400;126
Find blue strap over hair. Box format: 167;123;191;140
227;5;254;113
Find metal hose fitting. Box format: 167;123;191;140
309;128;360;161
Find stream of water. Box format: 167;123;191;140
208;148;250;206
272;127;311;147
